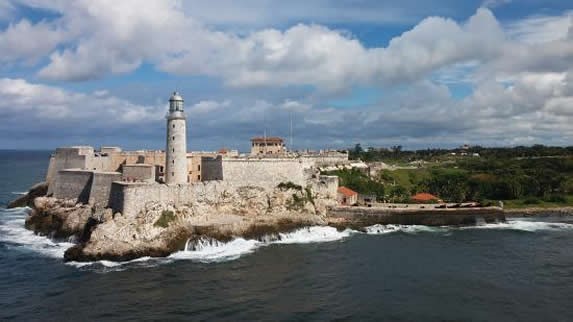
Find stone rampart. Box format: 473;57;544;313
221;158;313;189
52;169;93;203
311;175;339;199
89;171;122;207
109;181;231;218
122;164;155;182
46;147;93;192
201;156;223;181
301;154;349;167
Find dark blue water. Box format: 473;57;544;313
1;150;573;321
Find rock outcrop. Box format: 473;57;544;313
8;182;48;208
22;184;334;262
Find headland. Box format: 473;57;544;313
9;92;507;262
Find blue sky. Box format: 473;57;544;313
0;0;572;151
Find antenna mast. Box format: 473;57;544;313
289;111;293;152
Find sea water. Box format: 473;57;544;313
1;150;573;321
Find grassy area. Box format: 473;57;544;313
154;210;176;228
501;196;573;209
378;168;431;192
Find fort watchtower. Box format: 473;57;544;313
165;92;188;184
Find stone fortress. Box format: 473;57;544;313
46;92;349;218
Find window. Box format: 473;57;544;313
197;175;201;180
172;172;174;176
173;124;175;128
172;160;174;164
172;136;175;140
172;148;175;153
198;165;201;171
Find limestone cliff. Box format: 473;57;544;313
24;184;336;262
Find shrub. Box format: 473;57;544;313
154;210;176;228
544;194;567;203
523;197;541;205
277;182;303;191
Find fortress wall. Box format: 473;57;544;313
301;154;349;167
89;171;122;208
106;151;166;172
122;164;155;182
110;181;232;218
221;158;313;189
89;154;113;172
52;170;93;203
46;147;93;192
311;175;339;199
201;156;223;181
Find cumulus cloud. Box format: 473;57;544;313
0;2;504;89
1;2;568;95
0;1;573;149
0;19;66;64
0;78;164;124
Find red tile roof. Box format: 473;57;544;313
338;186;358;197
411;193;440;202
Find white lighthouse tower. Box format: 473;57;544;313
165;91;188;184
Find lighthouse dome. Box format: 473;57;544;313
169;92;184;102
168;91;184;113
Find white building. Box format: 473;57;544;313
165;92;188;184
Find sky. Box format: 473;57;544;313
0;0;572;151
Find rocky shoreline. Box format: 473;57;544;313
11;181;570;263
13;182;333;262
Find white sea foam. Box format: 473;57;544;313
4;205;573;270
11;191;27;195
364;224;448;235
170;238;261;263
463;220;573;232
0;208;74;258
273;226;352;244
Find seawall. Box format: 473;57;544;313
327;206;506;226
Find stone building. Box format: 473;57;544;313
250;137;286;156
337;186;358;206
46;91;344;217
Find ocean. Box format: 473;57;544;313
1;150;572;321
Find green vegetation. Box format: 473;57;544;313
154;210;176;228
277;182;303;191
337;144;573;207
324;169;385;201
279;182;316;211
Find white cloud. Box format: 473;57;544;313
0;19;66;64
482;0;512;9
0;2;573;148
506;11;572;44
0;78;164;124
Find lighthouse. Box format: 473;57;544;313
165;91;188;184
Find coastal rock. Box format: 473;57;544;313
7;182;48;209
18;185;335;262
25;197;96;240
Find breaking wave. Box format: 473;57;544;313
170;226;353;264
0;207;74;259
462;220;573;232
3;207;573;271
364;224;449;235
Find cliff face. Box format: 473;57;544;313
24;184;335;262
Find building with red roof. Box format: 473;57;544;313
411;192;442;203
337;186;358;205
